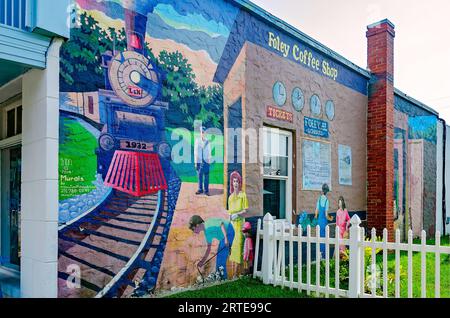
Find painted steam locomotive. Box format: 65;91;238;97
96;9;171;196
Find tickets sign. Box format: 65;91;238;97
267;106;294;123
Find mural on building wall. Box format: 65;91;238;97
57;0;372;298
394;98;438;239
58;0;243;298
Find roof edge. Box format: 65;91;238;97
230;0;371;79
394;88;439;117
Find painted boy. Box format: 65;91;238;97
189;215;235;279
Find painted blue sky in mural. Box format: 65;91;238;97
153;4;231;38
147;13;228;63
77;0;239;63
408;116;437;144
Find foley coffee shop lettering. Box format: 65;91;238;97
268;32;339;81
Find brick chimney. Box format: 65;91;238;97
366;19;396;239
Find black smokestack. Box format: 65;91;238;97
124;8;148;52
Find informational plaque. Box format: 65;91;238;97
302;139;331;191
304;117;329;138
338;144;352;186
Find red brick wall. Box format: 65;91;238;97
366;21;396;239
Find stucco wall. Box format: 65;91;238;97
394;93;438;238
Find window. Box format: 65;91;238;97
264;179;287;220
7;109;15;138
263;129;289;177
263;127;293;222
16;106;22;135
3;103;22;139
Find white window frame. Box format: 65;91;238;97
263;126;293;224
1;99;22;144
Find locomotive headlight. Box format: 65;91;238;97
130;71;141;84
99;133;116;152
158;142;172;160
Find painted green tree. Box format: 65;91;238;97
60;13;127;92
155;50;223;129
61;13;223;130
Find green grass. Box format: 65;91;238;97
166;276;310;298
59;117;98;201
380;236;450;298
287;236;450;298
166;128;224;185
168;236;450;299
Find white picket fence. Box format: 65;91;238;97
253;213;450;298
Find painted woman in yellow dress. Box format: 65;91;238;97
228;171;248;277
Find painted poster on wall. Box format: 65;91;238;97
338;145;352;186
302;139;331;191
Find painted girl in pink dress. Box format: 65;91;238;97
242;222;254;274
336;196;351;254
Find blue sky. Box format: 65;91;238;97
253;0;450;122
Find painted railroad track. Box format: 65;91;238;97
58;190;169;298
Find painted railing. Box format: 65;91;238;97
253;214;450;298
0;0;28;30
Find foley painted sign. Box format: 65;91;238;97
304;117;329;138
268;32;339;81
214;11;368;96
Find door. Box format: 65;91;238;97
1;146;22;268
262;127;293;223
408;140;423;238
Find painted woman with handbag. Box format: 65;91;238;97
227;171;249;278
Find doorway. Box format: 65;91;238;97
0;146;21;270
0;100;22;273
408;140;424;238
